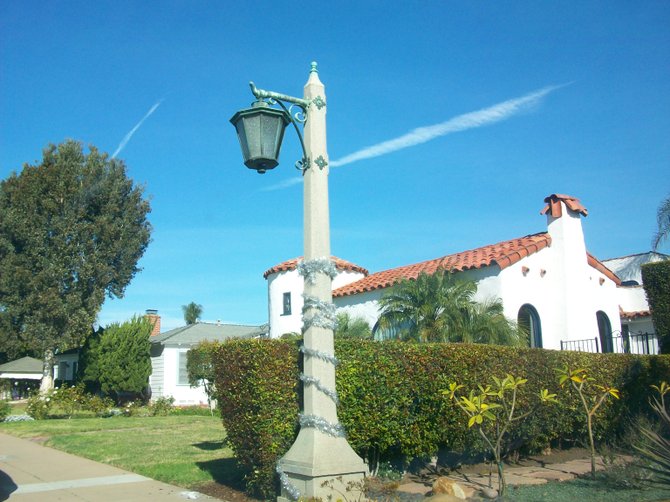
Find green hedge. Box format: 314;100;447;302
642;261;670;353
213;339;670;497
212;339;300;498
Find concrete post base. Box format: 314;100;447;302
277;428;367;501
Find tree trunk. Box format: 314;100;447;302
587;414;596;478
40;348;55;393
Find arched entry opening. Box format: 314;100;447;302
597;311;613;353
518;304;542;348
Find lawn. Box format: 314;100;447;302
3;415;669;501
506;474;670;502
0;415;242;491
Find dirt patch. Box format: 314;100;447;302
194;481;261;502
407;447;594;481
27;436;49;444
192;447;597;501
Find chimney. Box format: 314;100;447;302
540;193;592;340
145;309;161;337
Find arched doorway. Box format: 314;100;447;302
518;304;542;348
597;311;613;353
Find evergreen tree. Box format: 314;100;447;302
0;141;151;391
81;316;153;401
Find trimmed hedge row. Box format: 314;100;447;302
642;260;670;353
211;339;670;498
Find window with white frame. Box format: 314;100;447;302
178;351;189;385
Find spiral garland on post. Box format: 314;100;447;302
297;257;338;285
302;294;338;331
277;258;344;500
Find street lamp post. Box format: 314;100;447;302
231;63;367;501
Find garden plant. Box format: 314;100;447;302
445;374;557;496
556;364;620;478
635;381;670;487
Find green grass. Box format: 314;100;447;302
505;472;670;501
7;400;28;415
0;415;240;489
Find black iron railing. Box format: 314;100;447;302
560;332;659;355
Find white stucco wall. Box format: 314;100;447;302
267;267;366;338
334;290;384;328
618;286;649;312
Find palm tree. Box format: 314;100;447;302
182;302;203;325
377;271;474;343
652;194;670;251
377;270;520;345
454;299;522;346
335;312;372;339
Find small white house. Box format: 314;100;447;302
265;194;627;353
0;356;42;399
149;321;267;406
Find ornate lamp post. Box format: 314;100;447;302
230;63;367;501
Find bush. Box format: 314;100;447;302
80;316;152;401
24;385;115;419
149;396;175;416
213;338;300;499
642;261;670;354
0;400;11;421
211;339;670;497
26;391;52;419
172;405;214;416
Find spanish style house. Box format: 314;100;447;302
265;194;631;352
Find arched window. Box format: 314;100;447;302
518;304;542;348
596;311;613;353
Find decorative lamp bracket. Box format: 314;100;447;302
248;81;326;173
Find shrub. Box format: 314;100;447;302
172;405;214;416
122;400;151;417
80;316;152;401
26;391;52;419
642;261;670;354
0;400;11;421
213;338;300;499
86;394;115;416
187;341;217;413
150;396;175;416
211;338;670;497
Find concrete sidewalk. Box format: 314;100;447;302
0;432;220;501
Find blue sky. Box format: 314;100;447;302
1;1;669;332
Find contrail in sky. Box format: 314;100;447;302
261;84;567;191
112;100;163;159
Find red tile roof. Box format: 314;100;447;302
587;253;622;286
620;308;651;320
333;232;552;297
541;194;588;218
263;256;369;279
